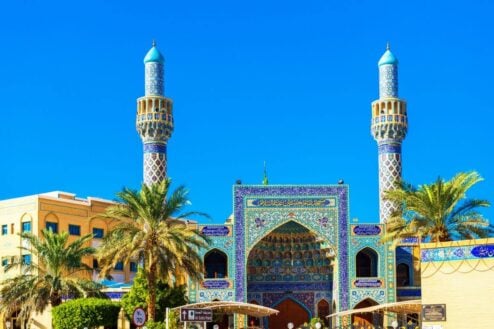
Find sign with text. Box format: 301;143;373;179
201;226;230;236
180;308;213;322
422;304;446;321
201;279;231;289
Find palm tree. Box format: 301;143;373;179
0;229;104;321
382;171;493;243
96;179;210;321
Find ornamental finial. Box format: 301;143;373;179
262;161;269;185
152;39;156;47
386;42;390;50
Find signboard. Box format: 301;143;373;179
180;308;213;322
201;226;230;236
352;225;381;236
201;279;230;289
353;278;383;288
422;304;446;321
132;307;147;327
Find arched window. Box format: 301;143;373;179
396;263;410;287
204;249;227;279
356;248;378;277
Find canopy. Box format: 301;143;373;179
328;300;422;318
172;301;279;318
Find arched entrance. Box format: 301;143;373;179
247;221;335;329
269;298;309;329
352;299;381;328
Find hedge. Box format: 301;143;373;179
52;298;121;329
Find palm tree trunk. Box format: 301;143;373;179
147;264;157;322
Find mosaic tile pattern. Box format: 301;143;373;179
348;227;392;308
379;64;398;99
145;62;164;96
378;149;402;223
350;289;386;306
421;244;494;262
233;185;350;311
143;152;167;185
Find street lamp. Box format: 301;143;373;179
391;320;398;329
315;323;322;329
5;320;11;329
287;322;294;329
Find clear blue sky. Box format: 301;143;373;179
1;0;493;224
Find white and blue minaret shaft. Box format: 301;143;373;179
371;44;408;223
136;42;174;186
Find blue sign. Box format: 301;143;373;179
201;226;230;236
353;225;381;236
201;280;230;289
354;279;383;288
471;245;494;258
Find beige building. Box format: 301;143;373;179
420;238;494;329
0;191;137;283
0;191;138;329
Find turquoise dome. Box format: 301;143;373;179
378;48;398;66
144;44;164;64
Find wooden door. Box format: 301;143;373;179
269;299;309;329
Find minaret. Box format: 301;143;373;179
136;41;174;185
371;44;408;223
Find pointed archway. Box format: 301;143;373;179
269;298;310;329
352;299;381;328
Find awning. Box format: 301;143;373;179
172;301;279;318
328;300;421;318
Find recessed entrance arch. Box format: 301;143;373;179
234;185;350;327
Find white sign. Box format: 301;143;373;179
133;307;147;327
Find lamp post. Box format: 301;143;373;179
315;322;322;329
391;320;398;329
287;322;294;329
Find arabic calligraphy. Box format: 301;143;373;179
247;198;336;208
471;245;494;258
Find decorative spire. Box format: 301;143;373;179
152;39;156;47
262;161;269;185
386;41;390;50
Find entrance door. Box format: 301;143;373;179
269;299;309;329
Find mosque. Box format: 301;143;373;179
8;43;494;329
136;43;420;328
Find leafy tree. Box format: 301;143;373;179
0;229;104;320
121;268;188;322
382;171;493;243
96;179;209;321
52;298;120;329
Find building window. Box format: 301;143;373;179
396;263;411;286
21;221;31;233
93;228;104;239
356;248;378;277
114;261;124;271
1;258;8;267
69;224;81;236
130;262;138;272
46;222;58;233
204;249;228;278
22;254;31;265
1;225;7;235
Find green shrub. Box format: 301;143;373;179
52;298;121;329
145;321;167;329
